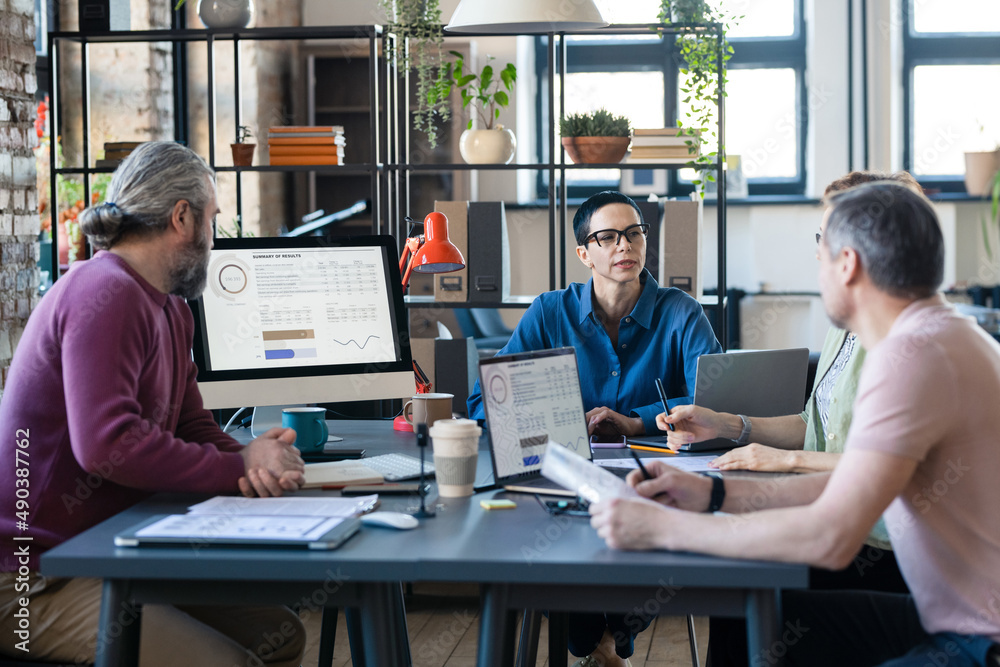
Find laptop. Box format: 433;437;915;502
479;347;594;497
628;348;810;452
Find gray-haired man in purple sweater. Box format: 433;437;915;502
0;142;306;665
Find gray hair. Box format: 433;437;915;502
78;141;215;250
825;182;943;300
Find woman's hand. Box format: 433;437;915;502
711;443;795;472
586;407;644;436
657;405;738;449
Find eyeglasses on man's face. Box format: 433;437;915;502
584;223;650;248
816;232;822;245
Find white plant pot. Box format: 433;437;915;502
459;128;516;165
964;150;1000;197
197;0;255;28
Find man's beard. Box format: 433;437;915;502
169;227;210;300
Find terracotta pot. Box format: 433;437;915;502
459;129;516;165
964;150;1000;197
231;143;256;167
561;136;630;164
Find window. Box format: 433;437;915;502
902;0;1000;192
534;0;806;199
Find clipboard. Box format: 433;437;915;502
114;514;361;551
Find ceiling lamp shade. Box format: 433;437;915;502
445;0;609;34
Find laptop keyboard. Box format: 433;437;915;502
361;453;435;482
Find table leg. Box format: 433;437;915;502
94;579;141;667
477;584;515;667
358;582;410;667
746;589;781;667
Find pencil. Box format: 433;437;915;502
627;443;678;455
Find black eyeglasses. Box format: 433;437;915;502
815;232;822;245
534;494;590;517
584;223;649;248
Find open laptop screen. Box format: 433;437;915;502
479;347;591;481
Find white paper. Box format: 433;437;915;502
540;442;638;504
187;495;378;518
595;455;717;474
136;514;345;542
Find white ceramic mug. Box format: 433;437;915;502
403;393;454;429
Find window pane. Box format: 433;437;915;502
559;71;665;183
912;65;1000;176
678;67;798;180
726;0;796;38
912;0;1000;33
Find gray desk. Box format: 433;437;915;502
41;421;808;667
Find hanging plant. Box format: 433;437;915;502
657;0;741;194
380;0;451;149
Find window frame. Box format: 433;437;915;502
533;0;807;201
902;0;1000;193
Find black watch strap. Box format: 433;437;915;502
699;472;725;513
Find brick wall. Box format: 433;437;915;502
0;0;40;394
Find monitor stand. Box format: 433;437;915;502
250;405;344;442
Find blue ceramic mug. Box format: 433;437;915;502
281;407;329;452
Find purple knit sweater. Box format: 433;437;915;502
0;252;245;571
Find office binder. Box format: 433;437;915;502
466;202;510;303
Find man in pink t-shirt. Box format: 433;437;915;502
590;182;1000;667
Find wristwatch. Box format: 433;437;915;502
700;472;725;513
734;414;752;446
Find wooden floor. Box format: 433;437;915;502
300;583;710;667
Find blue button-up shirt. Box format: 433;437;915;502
467;270;722;433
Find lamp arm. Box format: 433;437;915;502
399;235;423;291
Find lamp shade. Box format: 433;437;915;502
411;211;465;273
445;0;608;34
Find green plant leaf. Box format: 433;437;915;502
494;90;508;107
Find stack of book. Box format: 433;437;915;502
96;141;143;168
267;126;345;166
627;128;700;164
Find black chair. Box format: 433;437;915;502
453;308;514;350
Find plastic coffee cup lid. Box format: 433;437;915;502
429;418;481;437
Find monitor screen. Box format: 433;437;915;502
188;235;415;410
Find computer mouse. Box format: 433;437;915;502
360;511;419;530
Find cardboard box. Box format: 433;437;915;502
433;201;469;302
658;198;703;299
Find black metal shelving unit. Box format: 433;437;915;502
390;23;729;348
45;25;387;277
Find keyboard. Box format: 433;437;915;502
361;453;435;482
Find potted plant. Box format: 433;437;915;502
658;0;740;192
435;51;518;165
559;109;631;164
964;122;1000;196
231;125;255;167
174;0;255;29
380;0;451;149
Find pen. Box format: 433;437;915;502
630;447;653;480
655;377;675;432
630;446;669;500
628;443;677;455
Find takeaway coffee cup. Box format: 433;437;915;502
403;393;454;429
428;418;481;497
281;407;328;453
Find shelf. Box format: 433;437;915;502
314;106;378;114
405;296;535;308
49;25;383;44
392;162;722;172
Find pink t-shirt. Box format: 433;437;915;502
847;295;1000;642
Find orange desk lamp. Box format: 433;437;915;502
394;211;466;431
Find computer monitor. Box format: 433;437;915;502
188;235;415;418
